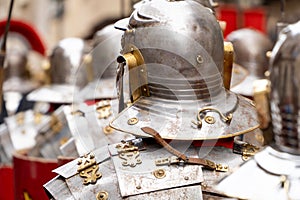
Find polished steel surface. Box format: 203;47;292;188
270;21;300;154
227;28;273;97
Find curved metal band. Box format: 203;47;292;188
197;107;233;124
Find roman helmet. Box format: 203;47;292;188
77;24;124;101
110;0;259;140
27;37;91;104
216;21;300;199
0;20;47;115
227;28;273;98
58;25;135;155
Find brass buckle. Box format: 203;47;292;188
205;160;229;172
155;156;183;166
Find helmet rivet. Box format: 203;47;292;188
153;169;166;179
204;116;215;124
136;185;141;189
196;55;203;64
96;191;109;200
128;117;139;125
103;125;114;134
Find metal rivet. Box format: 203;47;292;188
280;175;287;188
201;182;207;188
196;55;203;64
96;191;109;200
184;176;189;180
242;155;250;161
204;116;215;124
128;117;138;125
153;169;166;179
103;125;114;134
136;185;141;189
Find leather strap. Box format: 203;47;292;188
141;127;228;172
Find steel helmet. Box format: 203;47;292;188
27;38;91;103
217;21;300;199
227;28;273;97
110;0;259;140
2;30;44;94
269;21;300;154
77;24;124;101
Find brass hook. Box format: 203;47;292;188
197;107;232;124
192;107;232;129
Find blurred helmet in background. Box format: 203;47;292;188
227;28;273;98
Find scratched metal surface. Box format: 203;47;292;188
111;93;259;140
64;99;135;156
53;146;110;179
0;123;14;162
216;147;300;199
197;146;244;195
109;141;204;197
44;175;75;200
28;106;72;158
44;138;250;199
66;159;123;200
48;159;204;200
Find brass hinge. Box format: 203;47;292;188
77;152;102;185
96;100;112;119
233;141;260;161
115;141;142;167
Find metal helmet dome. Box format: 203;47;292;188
133;0;217;10
227;28;273;97
49;38;89;87
27;38;91;103
111;0;259;140
3;33;41;94
76;24;124;101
